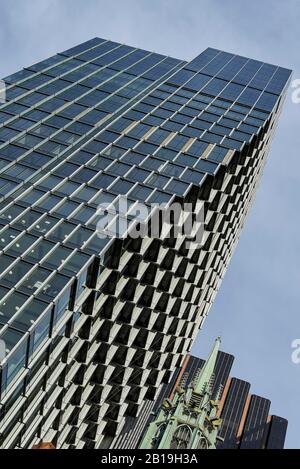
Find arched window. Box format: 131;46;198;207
170;425;192;449
152;423;167;449
197;437;208;449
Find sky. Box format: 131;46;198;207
0;0;299;448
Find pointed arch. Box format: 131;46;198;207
197;436;209;449
152;422;168;449
170;424;193;449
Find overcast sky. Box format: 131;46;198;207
0;0;299;449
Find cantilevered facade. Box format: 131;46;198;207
0;38;291;448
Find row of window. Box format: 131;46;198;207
2;42;180;121
0;246;99;397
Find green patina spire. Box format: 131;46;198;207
139;338;223;450
194;336;221;396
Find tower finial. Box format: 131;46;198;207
193;337;221;395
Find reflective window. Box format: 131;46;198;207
186;140;209;157
165;179;189;195
25;239;55;264
6;233;38;257
0;329;27;393
53;281;72;325
29;302;52;356
127;167;150;182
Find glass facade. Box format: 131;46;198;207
217;378;251;448
239;395;271;449
0;38;291;448
265;416;288;449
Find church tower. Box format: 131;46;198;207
140;338;223;449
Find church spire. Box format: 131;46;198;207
139;338;223;450
193;337;221;396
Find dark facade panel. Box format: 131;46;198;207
218;378;251;449
265;415;288;449
239;395;270;449
212;351;234;399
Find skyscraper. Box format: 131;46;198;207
135;349;288;450
0;38;291;449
